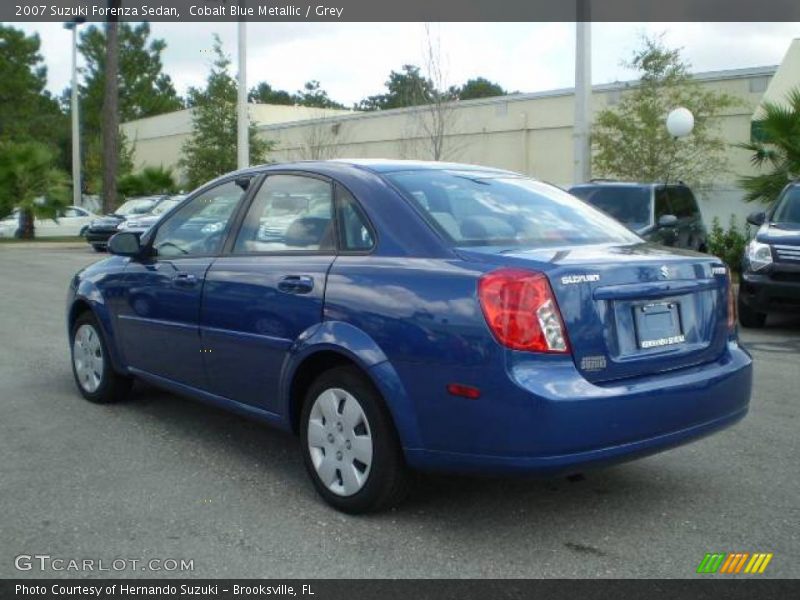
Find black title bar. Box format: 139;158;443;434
4;0;800;22
1;579;799;600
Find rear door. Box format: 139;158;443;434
116;178;248;388
200;174;338;412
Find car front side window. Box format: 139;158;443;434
152;180;245;258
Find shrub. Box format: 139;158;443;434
707;215;751;274
118;166;178;198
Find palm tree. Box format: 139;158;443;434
0;141;70;238
738;87;800;204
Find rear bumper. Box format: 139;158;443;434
406;406;747;475
740;270;800;312
403;342;752;475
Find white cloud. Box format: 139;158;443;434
12;21;800;107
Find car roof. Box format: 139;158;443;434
230;159;520;178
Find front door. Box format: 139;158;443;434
117;179;247;388
201;174;338;412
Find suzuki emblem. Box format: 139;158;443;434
660;265;671;279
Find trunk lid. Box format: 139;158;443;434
459;242;730;384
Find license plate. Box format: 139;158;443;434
634;301;685;349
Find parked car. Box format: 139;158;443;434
738;182;800;327
0;206;98;238
116;195;186;235
67;160;751;513
569;181;708;252
85;196;167;251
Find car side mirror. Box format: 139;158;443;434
746;211;766;226
658;214;678;228
108;231;142;257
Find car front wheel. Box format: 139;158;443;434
70;312;131;403
300;366;409;513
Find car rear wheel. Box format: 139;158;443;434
91;244;105;252
300;366;409;514
70;312;131;403
737;294;767;328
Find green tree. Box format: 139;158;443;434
738;88;800;204
117;166;178;198
357;65;433;111
0;26;68;164
592;35;738;186
0;141;69;238
180;36;274;189
78;22;183;131
293;80;345;109
248;82;294;105
452;77;507;101
82;132;134;199
78;22;183;196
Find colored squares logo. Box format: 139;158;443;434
697;553;773;574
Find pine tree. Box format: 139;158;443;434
180;36;274;189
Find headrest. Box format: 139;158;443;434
284;216;331;247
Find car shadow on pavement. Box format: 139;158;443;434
122;379;705;529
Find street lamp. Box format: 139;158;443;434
64;18;85;208
663;107;694;187
666;107;694;139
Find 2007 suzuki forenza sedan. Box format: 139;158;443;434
67;160;752;513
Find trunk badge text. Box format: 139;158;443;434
561;273;600;285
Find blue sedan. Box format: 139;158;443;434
67;160;752;513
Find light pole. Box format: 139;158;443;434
573;0;592;185
664;107;694;185
64;18;85;207
237;18;249;170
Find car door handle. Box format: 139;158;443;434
172;273;198;288
278;275;314;294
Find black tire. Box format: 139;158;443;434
300;366;410;514
737;294;767;328
92;244;105;252
70;311;132;403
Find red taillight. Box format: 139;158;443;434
727;267;736;331
478;268;570;353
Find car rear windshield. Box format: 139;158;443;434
772;186;800;225
387;170;640;247
569;186;652;231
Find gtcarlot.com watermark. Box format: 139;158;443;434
15;554;194;573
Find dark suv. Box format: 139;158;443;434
569;182;707;252
738;182;800;327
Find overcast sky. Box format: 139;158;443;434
14;22;800;106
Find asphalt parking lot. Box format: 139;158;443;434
1;244;798;579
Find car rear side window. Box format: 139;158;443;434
336;185;374;251
570;186;652;231
668;186;698;218
233;175;335;254
388;170;640;247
